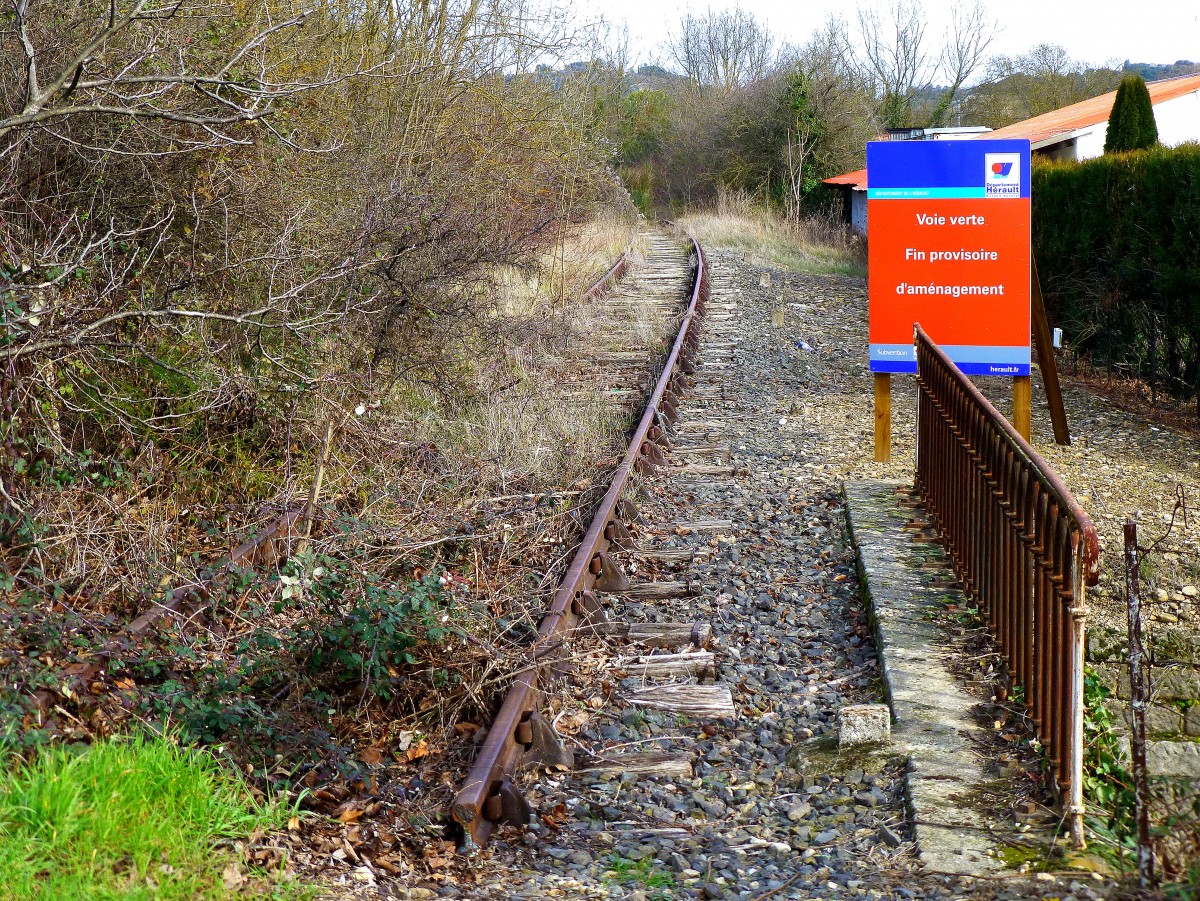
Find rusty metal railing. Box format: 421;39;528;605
451;238;708;848
914;324;1099;848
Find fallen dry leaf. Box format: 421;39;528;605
375;856;404;875
360;746;384;766
221;865;243;890
405;738;429;761
540;802;568;829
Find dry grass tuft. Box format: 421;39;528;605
678;189;864;276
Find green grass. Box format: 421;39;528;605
0;735;308;900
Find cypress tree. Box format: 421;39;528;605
1104;74;1159;153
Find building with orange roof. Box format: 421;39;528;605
824;73;1200;232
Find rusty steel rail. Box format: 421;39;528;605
582;243;632;300
451;238;709;848
914;324;1099;848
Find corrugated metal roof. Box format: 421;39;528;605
821;73;1200;190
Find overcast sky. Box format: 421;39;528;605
576;0;1200;74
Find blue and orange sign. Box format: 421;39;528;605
867;139;1031;375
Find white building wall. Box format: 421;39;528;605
1074;127;1106;160
1154;91;1200;147
1072;90;1200;161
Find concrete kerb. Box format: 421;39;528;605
843;478;1004;877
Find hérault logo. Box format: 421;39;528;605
984;153;1021;197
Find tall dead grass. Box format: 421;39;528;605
678;189;864;276
364;208;646;502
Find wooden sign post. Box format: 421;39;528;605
874;373;892;461
1031;259;1071;445
1013;374;1032;441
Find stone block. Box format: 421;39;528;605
1186;705;1200;737
1086;627;1126;663
1090;663;1127;698
1152;666;1200;701
1146;703;1183;736
838;704;891;746
1147;740;1200;779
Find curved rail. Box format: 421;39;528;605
451;237;709;848
582;243;632;300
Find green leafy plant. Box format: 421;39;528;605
292;560;453;701
605;853;676;899
1081;669;1137;867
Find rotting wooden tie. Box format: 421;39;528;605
625;684;736;717
611;650;716;679
617;580;698;599
574;752;694;779
595;622;712;648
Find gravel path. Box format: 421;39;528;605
393;251;1128;901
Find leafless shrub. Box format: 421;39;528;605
0;0;624;617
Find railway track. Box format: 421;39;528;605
452;231;710;846
448;248;933;899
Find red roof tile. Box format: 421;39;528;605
823;168;866;187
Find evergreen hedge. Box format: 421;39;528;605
1032;143;1200;410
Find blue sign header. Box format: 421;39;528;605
866;139;1032;200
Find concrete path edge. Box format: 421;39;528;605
843;478;1004;877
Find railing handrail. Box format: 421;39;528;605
914;324;1100;586
914;322;1098;849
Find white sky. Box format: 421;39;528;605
575;0;1200;74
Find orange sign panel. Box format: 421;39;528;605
867;140;1031;375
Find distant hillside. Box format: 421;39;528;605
1124;60;1200;81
